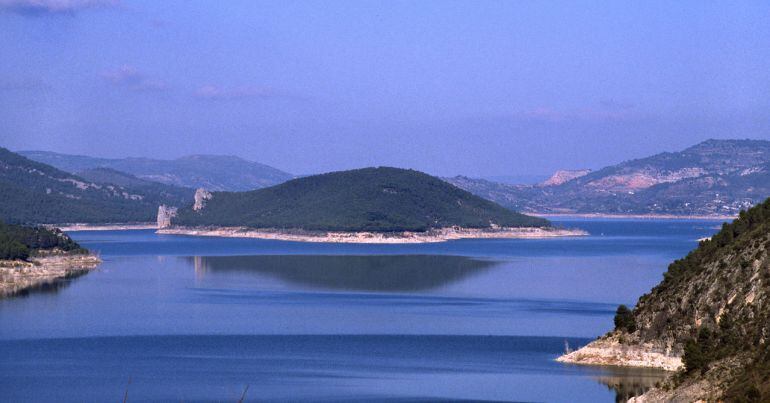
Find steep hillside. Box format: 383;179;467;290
447;139;770;216
563;198;770;401
0;147;182;224
173;167;549;232
77;167;194;207
20;151;293;191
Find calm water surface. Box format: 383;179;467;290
0;219;724;402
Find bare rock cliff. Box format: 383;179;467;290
193;188;212;211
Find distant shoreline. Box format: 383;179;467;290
56;223;157;231
533;213;736;220
157;226;588;244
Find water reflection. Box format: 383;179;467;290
188;255;499;292
594;367;670;402
3;270;90;299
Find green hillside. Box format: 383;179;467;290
174;167;548;232
76;167;194;207
21;150;294;191
0;147;183;224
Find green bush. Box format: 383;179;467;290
0;220;86;260
614;304;637;333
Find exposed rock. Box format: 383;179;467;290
446;139;770;216
193;188;212;211
157;205;177;228
557;334;682;371
541;169;591;186
0;254;101;298
158;226;587;244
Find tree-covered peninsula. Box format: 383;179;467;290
171;167;550;232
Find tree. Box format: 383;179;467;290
614;304;637;333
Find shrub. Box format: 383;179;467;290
614;304;637;333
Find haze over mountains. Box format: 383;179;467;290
447;139;770;216
20;151;293;192
4;138;770;225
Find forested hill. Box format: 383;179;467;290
0;147;184;224
614;197;770;400
21;150;293;191
173;167;549;232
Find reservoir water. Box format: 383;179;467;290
0;219;724;402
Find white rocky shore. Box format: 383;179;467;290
557;336;683;371
0;254;101;298
56;223;157;231
157;226;587;244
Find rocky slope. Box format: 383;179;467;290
541;169;591;186
0;147;184;224
21;150;293;191
446;139;770;216
561;197;770;401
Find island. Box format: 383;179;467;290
157;167;587;243
0;221;100;298
558;197;770;401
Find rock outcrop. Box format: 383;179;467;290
157;205;177;229
541;169;591;186
193;188;212;211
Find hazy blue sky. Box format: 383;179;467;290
1;1;769;177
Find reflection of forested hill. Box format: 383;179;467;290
188;255;498;292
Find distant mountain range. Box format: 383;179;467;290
20;151;293;191
172;167;548;232
446;139;770;216
0;148;191;224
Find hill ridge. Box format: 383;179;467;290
171;166;549;232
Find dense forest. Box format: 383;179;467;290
0;221;86;260
175;167;549;232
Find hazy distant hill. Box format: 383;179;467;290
173;167;548;232
20;151;293;191
446;139;770;216
0;148;186;224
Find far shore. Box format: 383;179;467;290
55;223;157;231
0;254;101;298
157;226;588;244
533;212;736;220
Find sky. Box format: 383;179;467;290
1;0;769;177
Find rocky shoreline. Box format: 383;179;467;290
557;336;683;371
56;223;157;231
535;213;736;220
157;226;588;243
0;254;101;298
